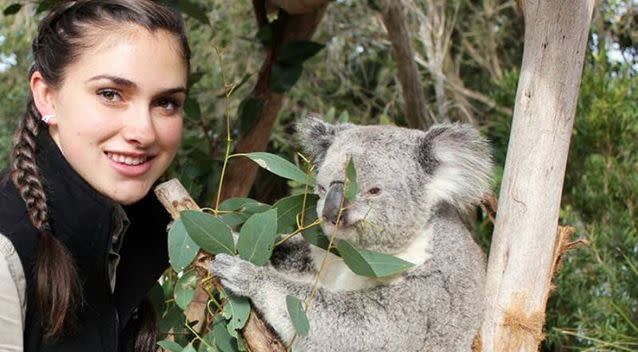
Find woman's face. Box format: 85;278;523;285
33;27;187;205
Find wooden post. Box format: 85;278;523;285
480;1;594;351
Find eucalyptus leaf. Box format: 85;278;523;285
178;0;210;25
213;316;240;352
188;71;205;89
270;62;303;93
272;193;319;234
219;198;271;227
168;218;200;272
157;340;184;352
174;271;197;310
286;295;310;336
336;240;415;277
3;4;21;15
222;294;251;338
237;96;263;135
181;343;197;352
344;158;358;201
149;282;166;318
181;210;235;255
240;152;314;186
184;97;202;119
277;41;325;65
256;24;273;46
238;209;278;266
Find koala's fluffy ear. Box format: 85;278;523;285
296;115;352;166
419;123;493;210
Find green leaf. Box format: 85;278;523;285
270;62;303;93
182;343;197;352
159;304;188;339
238;209;278;266
36;0;56;14
344;157;358;201
178;0;210;25
277;41;324;65
336;240;415;277
240;152;315;186
272;193;319;234
219;198;268;212
338;110;350;123
184;97;202;119
188;71;205;89
174;271;197;309
149;282;166;318
256;24;273;46
219;198;271;227
286;295;310;336
3;3;21;15
222;294;251;338
168;218;200;272
181;210;235;255
212;316;240;352
237;96;263;135
158;340;184;352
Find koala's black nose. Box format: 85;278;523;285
322;182;347;225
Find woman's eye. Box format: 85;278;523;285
97;89;122;103
155;97;182;115
368;187;381;195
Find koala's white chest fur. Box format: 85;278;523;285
311;228;433;291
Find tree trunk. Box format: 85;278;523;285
480;1;594;351
219;2;327;200
379;0;435;130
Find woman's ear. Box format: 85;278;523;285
30;71;58;125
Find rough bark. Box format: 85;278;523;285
480;1;595;351
379;0;434;129
155;179;285;352
219;2;328;200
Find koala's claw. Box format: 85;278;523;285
210;253;257;296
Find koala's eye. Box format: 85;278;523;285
367;187;382;196
317;185;326;195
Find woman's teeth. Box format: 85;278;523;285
107;152;148;166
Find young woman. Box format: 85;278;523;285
0;1;191;351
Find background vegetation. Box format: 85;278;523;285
0;0;636;350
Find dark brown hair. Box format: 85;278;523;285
10;0;190;349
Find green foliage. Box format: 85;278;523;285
344;157;358;201
237;209;278;266
286;295;310;337
335;240;415;278
168;218;201;272
237;152;316;186
181;210;235;255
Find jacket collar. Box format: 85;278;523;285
36;130;118;258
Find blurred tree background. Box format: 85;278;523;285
0;0;636;350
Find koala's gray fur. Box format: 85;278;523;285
211;116;492;351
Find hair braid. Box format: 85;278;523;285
10;96;82;340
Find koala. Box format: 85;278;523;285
211;116;492;351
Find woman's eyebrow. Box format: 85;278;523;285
86;74;136;88
86;74;187;95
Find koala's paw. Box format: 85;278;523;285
210;253;258;297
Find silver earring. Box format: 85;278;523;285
41;114;55;124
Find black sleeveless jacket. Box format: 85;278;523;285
0;131;171;351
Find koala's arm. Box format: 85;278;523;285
211;254;474;351
269;234;316;275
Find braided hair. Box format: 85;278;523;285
9;0;190;348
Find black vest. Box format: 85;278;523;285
0;131;171;351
